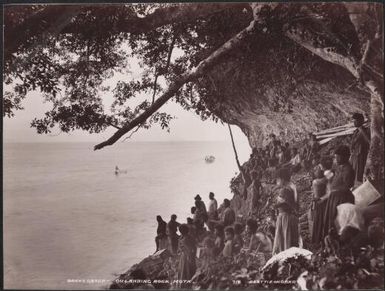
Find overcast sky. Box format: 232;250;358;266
4;89;250;149
4;48;250;153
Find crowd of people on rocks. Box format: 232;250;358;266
147;112;382;288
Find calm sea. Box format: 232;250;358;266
4;141;250;290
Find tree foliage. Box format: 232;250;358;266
3;3;383;145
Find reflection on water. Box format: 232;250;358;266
4;142;250;289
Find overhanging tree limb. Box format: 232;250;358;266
122;29;178;142
284;24;360;79
4;5;86;61
228;124;242;170
4;3;249;60
63;3;249;34
94;19;257;150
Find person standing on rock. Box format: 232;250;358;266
310;168;328;246
194;195;208;222
310;156;334;246
207;192;218;219
220;199;236;227
167;214;180;255
186;217;197;239
155;215;167;252
194;201;205;231
207;192;218;231
350;112;370;185
177;224;197;283
248;170;262;211
272;168;299;255
323;145;355;239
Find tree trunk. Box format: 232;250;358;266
364;81;384;194
228;124;242;171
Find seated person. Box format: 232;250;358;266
222;226;235;257
282;147;301;172
233;223;244;254
335;203;365;235
246;219;272;254
276;145;286;165
341;217;384;256
324;227;340;256
213;224;225;256
200;236;215;269
283;142;291;162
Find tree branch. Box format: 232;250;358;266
284;22;360;79
4;5;86;61
94;19;257;150
107;122;122;130
122;29;177;140
5;3;248;59
63;3;249;34
228;124;242;171
151;73;159;105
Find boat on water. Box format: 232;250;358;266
205;155;215;163
114;166;127;175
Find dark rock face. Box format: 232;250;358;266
200;33;370;147
110;249;171;289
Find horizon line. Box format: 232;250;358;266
4;140;231;144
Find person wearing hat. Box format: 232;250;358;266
350;112;370;185
322;145;355;239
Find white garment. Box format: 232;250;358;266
290;154;301;166
289;182;298;204
207;198;218;214
288;182;302;248
335;203;365;234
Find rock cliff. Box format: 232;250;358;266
200;30;371;147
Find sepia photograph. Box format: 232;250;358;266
3;2;384;290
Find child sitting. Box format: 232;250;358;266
324;227;340;256
213;224;225;257
223;226;235;257
233;223;244;254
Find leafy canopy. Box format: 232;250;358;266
4;3;382;140
4;4;251;135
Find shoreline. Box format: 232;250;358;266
110;134;384;290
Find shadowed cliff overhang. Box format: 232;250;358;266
200;30;371;147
